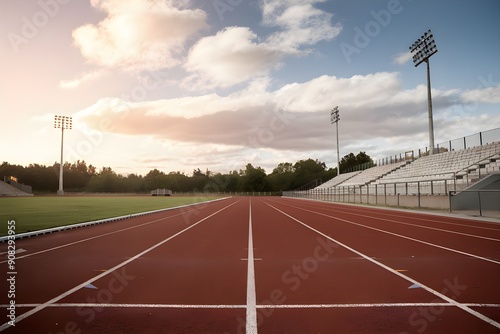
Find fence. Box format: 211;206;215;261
284;179;457;210
374;127;500;167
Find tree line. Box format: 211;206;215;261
0;152;372;194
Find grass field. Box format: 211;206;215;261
0;196;221;236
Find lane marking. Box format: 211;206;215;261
0;204;226;264
0;200;239;332
257;303;500;308
322;207;500;242
330;204;500;231
293;199;500;231
3;303;499;309
275;201;500;265
281;197;500;230
246;200;258;334
265;202;500;330
0;248;26;256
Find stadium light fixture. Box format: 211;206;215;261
409;29;438;155
330;106;341;175
54;115;72;195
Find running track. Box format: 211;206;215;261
1;197;499;333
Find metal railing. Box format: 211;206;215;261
374;127;500;167
284;179;454;210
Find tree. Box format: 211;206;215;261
65;160;92;190
191;168;209;191
268;162;294;191
339;152;374;173
272;162;294;174
86;167;120;192
241;164;270;192
144;169;166;190
290;159;327;189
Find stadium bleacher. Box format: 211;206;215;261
339;161;408;187
315;171;361;189
315;141;500;192
0;180;33;197
377;142;500;184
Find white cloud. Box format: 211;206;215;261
71;0;207;72
184;0;341;90
184;27;286;89
59;69;108;89
69;70;500;172
393;51;412;65
262;0;342;49
461;85;500;104
76;72;465;153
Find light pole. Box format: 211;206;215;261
54;115;72;195
410;29;438;155
330;106;340;175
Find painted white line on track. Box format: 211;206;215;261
0;248;26;256
315;205;500;242
266;202;500;331
0;200;239;332
257;303;500;308
0;206;212;264
295;199;500;231
246;200;258;334
278;201;500;265
4;302;499;309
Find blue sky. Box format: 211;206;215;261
1;0;499;176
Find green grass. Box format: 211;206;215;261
0;196;221;236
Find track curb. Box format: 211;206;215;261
0;196;231;242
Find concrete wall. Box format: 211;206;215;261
286;192;450;210
450;174;500;211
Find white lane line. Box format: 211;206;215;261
246;200;258;334
4;302;500;309
295;199;500;231
318;206;500;242
266;202;500;331
279;202;500;265
0;200;238;332
0;248;26;256
257;303;500;309
0;206;212;264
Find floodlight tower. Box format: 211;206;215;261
409;30;438;155
54;115;72;195
330;106;341;175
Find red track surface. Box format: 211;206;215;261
1;197;499;333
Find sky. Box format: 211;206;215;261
1;0;499;176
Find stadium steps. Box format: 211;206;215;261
0;180;33;197
377;141;500;184
312;142;500;192
315;171;361;189
338;161;408;187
